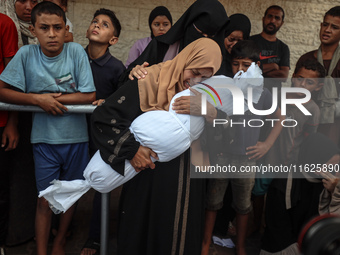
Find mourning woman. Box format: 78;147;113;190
91;38;222;255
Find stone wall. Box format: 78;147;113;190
67;0;338;75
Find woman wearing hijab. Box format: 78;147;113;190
261;133;340;255
91;38;221;255
120;0;229;82
223;13;251;77
125;6;173;68
0;0;39;47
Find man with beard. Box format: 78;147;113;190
250;5;290;92
250;5;289;233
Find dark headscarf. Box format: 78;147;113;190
225;13;251;39
148;6;173;38
120;0;229;83
223;13;251;77
156;0;229;51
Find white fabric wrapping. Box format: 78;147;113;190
39;89;205;213
39;70;263;213
197;64;263;115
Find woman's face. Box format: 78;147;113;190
182;68;213;89
224;30;244;54
151;15;171;37
15;0;38;22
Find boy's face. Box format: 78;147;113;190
15;0;38;22
292;67;323;97
320;15;340;46
30;13;67;57
231;57;258;75
86;14;118;46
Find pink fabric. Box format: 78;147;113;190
125;37;152;68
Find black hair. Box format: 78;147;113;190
264;5;285;22
230;40;260;63
31;1;66;26
294;59;326;79
93;8;121;37
60;0;67;8
325;6;340;19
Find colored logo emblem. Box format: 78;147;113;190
196;82;222;106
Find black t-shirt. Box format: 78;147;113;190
250;34;290;91
250;34;290;68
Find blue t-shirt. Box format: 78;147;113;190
0;42;96;144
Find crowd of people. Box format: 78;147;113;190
0;1;340;255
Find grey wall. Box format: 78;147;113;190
67;0;339;75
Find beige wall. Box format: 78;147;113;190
67;0;338;75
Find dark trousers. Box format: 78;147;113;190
0;127;10;245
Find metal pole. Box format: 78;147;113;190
100;193;110;255
0;102;96;113
0;103;112;254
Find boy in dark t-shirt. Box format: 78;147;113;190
82;8;125;255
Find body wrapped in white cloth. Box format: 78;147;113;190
39;67;263;213
39;88;205;213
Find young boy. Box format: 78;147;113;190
81;8;125;255
260;59;324;254
0;2;96;255
201;40;283;255
296;6;340;144
43;0;74;42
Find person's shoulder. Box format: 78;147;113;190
299;50;316;60
0;13;15;25
65;42;84;51
249;34;261;40
18;44;39;55
109;55;125;69
64;42;88;57
276;38;289;48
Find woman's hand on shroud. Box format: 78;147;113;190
130;145;159;172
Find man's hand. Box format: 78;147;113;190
319;171;339;193
128;62;149;80
33;93;68;115
246;141;270;160
130;145;158;172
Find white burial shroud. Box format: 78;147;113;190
39;64;263;213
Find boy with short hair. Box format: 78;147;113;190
0;2;96;255
43;0;74;42
81;8;125;255
296;6;340;144
260;59;324;254
201;40;283;255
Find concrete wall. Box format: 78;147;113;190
67;0;338;75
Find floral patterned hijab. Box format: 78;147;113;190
0;0;39;47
